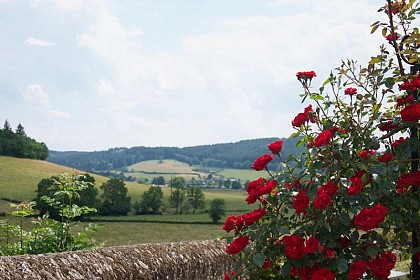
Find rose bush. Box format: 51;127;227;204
223;1;420;279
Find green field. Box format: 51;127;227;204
0;156;254;246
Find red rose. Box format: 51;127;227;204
226;235;249;254
348;260;368;280
320;181;338;196
284;234;305;259
396;94;415;107
314;191;332;211
314;130;333;147
293;191;310;215
368;251;396;279
222;215;236;232
244;208;267;226
251;154;274;171
259;179;277;195
401;103;420;123
344;87;357;96
378;153;394;163
292;111;309;127
378;120;398;132
385;33;399;41
397;171;420;189
354;204;388;231
348;176;363;195
304;236;320;254
358;150;374;159
262;258;272;269
337;236;351;249
296;71;316;80
245;179;277;204
391;136;408;149
246;177;264;193
311;267;336;280
268;140;284;155
323;248;336;259
399;76;420;91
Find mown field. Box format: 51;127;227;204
0;156;254;246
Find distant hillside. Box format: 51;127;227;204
48;137;304;172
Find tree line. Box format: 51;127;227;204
0;120;48;160
48;137;304;172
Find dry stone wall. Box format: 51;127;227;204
0;239;236;279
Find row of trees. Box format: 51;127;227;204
35;174;132;217
0;120;48;160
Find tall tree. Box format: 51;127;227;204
169;177;186;214
99;178;131;215
208;198;225;223
186;187;205;214
139;186;164;214
15;123;26;136
3;119;11;131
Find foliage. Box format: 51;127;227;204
151;176;165;185
169;177;186;214
0;173;99;255
186;187;206;214
223;1;420;279
138;186;164;214
0;120;48;160
48;137;304;171
35;173;100;220
99;178;131;215
209;198;226;223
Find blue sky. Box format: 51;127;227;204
0;0;385;151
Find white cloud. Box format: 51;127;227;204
24;37;56;47
50;110;70;118
30;0;82;11
23;84;51;108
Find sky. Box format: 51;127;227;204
0;0;388;151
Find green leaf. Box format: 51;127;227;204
252;252;265;267
289;131;301;139
337;258;349;272
366;246;379;258
339;212;351;226
370;23;379;34
310;94;324;101
281;262;291;278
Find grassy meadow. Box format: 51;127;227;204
0;156;253;246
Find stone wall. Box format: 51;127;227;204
0;239;236;279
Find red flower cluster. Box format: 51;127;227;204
385;33;399;41
397;170;420;193
226;235;249;254
293;190;310;215
314;181;338;210
268;140;284;155
368;251;396;279
378;120;398;132
396;94;415;107
245;178;277;204
344;87;357;96
294;265;336;280
251;154;274;171
354;204;388;231
296;71;317;80
223;208;267;234
348;175;363;195
292;105;314;127
304;236;321;254
314;130;333;147
391;136;408;149
378;153;394;163
348;260;367;280
283;234;305;259
358;150;374;159
401;103;420;123
399;75;420;91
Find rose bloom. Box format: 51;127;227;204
378;120;398;132
284;234;305;259
396;94;415;107
314;191;332;211
358;150;374;159
391;136;408;149
251;154;274;171
246;177;264;193
397;171;420;189
293;191;310;215
314;130;333;147
401;103;420;123
344;87;357;96
354;204;388;231
337;236;350;249
399;76;420;91
226;235;249;254
268;140;284;155
348;176;363;195
222;215;236;232
348;260;368;280
320;181;338;196
368;251;396;279
296;71;316;80
304;236;320;254
311;267;336;280
385;33;399;41
262;258;272;269
378;153;394;163
244;208;267;226
323;248;336;259
292;111;309;127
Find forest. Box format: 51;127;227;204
0;120;49;160
48;137;304;171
